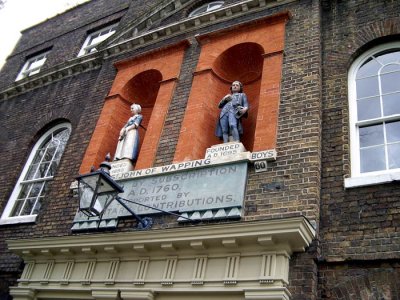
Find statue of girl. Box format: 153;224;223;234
114;103;143;161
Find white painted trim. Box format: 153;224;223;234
0;123;71;225
345;170;400;188
15;51;50;81
0;215;37;225
78;23;118;57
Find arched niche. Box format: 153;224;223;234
117;69;163;156
174;13;289;162
212;42;264;151
79;42;188;173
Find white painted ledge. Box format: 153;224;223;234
0;215;37;225
344;171;400;188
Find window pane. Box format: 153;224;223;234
17;184;30;199
357;58;381;78
386;121;400;143
33;149;45;164
356;76;379;98
28;69;41;76
381;64;400;73
28;182;44;198
388;143;400;169
10;200;24;216
25;163;40;180
30;56;46;69
359;124;384;147
382;92;400;116
357;97;381;120
43;146;57;162
360;146;385;173
32;197;43;215
38;162;50;178
376;51;400;65
381;72;400;93
208;2;223;10
46;161;58;177
20;198;36;216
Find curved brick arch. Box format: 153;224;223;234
329;17;400;70
79;42;188;173
353;17;400;56
174;13;289;162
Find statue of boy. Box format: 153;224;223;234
114;103;143;161
215;81;249;143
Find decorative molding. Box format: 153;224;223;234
82;260;96;285
161;257;178;285
7;218;312;300
260;254;276;283
224;255;240;285
20;261;35;282
191;256;207;285
60;260;75;285
8;217;315;257
134;258;149;285
105;258;120;285
40;260;54;284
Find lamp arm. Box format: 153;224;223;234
114;196;151;228
117;196;197;222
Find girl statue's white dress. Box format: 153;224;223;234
114;109;143;162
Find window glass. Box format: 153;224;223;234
386;121;400;143
78;23;118;57
376;51;400;65
388;144;400;169
189;1;224;17
16;52;49;81
357;58;381;78
382;93;400;116
356;76;379;99
380;71;400;94
381;63;400;73
360;146;385;173
357;97;381;121
359;124;384;148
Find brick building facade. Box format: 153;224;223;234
0;0;399;299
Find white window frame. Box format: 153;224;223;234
0;123;71;225
189;1;224;17
16;51;50;81
345;42;400;188
78;23;118;57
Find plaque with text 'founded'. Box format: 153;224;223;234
103;162;248;218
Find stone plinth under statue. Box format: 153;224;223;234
205;142;247;162
110;159;134;177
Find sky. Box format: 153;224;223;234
0;0;89;69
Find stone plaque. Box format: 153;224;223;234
99;161;248;218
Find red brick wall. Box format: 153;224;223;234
174;13;289;162
79;43;188;172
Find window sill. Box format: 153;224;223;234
0;215;37;225
344;171;400;188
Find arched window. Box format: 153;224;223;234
347;42;400;187
0;123;71;224
188;1;224;17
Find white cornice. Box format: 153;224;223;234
7;217;315;258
